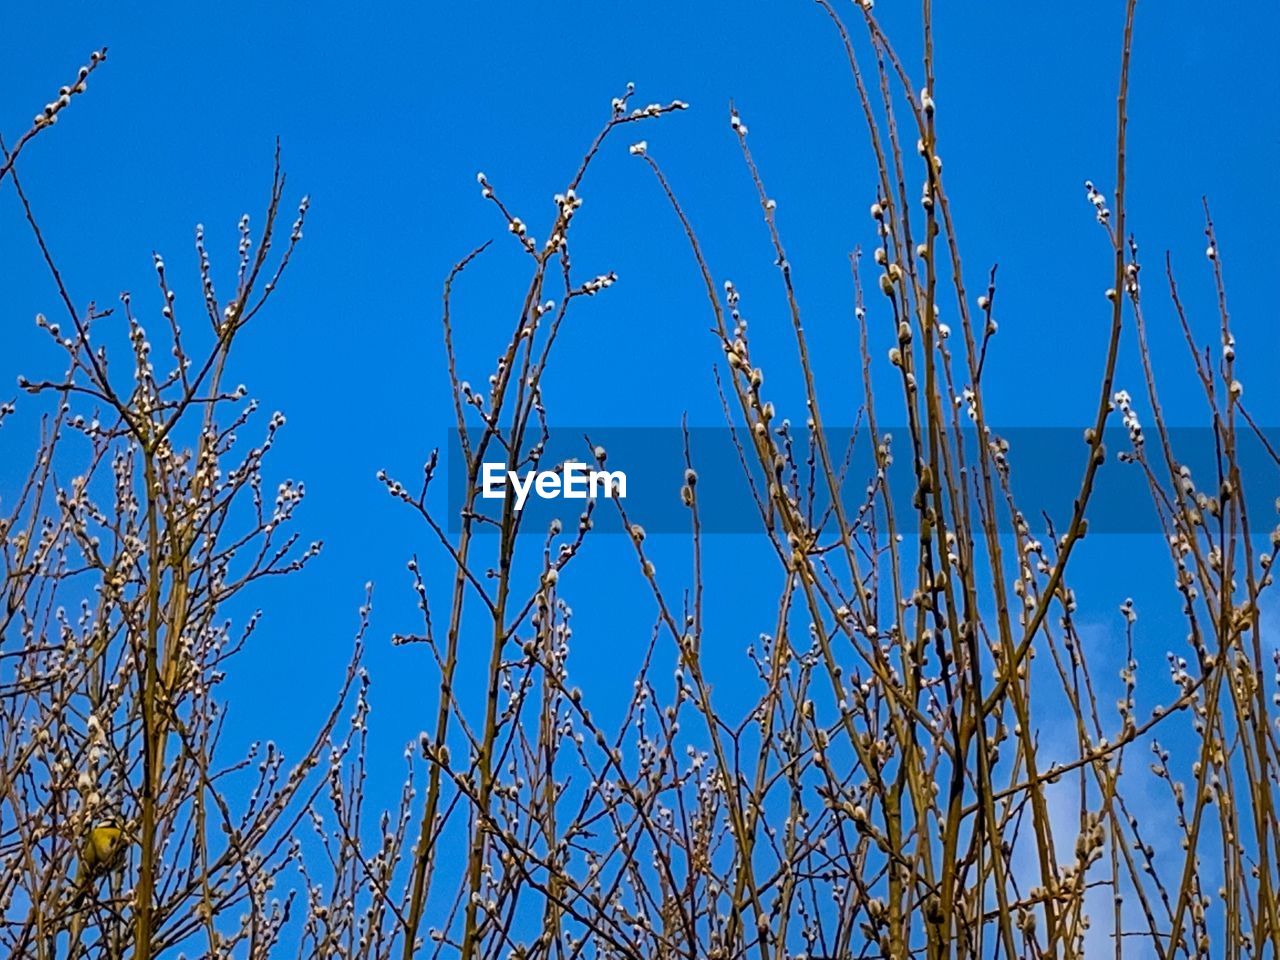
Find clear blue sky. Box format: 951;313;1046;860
3;0;1279;887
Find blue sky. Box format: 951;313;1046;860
3;0;1279;911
